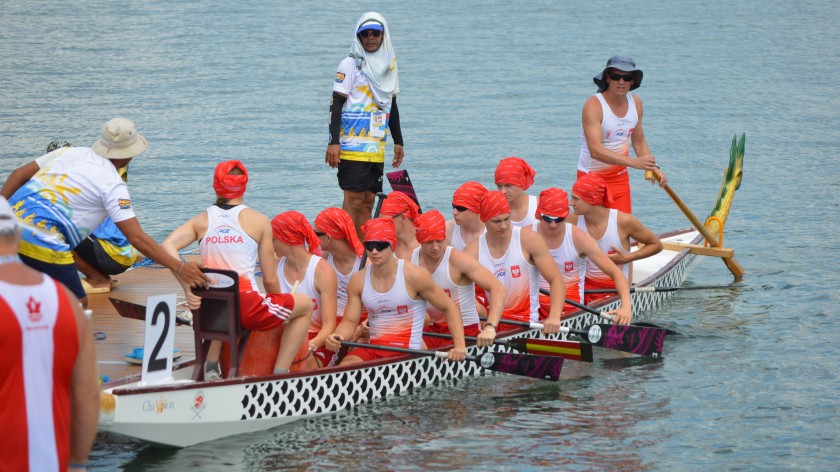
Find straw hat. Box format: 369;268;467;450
91;118;148;159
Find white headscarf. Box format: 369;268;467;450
349;12;399;111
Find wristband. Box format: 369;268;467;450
309;343;318;352
484;322;497;330
177;261;184;275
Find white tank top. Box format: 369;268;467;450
411;246;480;327
450;223;485;251
577;209;630;281
511;194;538;228
362;259;427;349
278;255;323;334
478;226;539;323
326;253;362;319
539;223;586;303
200;205;259;291
578;93;638;173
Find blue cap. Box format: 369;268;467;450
357;22;384;33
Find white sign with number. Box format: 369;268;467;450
139;293;178;386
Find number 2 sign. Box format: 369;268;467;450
140;294;177;386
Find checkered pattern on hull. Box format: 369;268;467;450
241;249;699;421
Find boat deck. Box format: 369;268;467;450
88;258;200;384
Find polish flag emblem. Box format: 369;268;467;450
511;265;521;278
564;261;574;272
397;305;408;314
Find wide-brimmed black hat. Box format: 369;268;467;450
593;55;643;92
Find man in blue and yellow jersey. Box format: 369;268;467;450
325;12;404;238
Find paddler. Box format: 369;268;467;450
325;218;467;364
579;55;666;213
568;173;662;306
378;191;420;260
0;118;208;307
271;211;338;369
162;160;312;379
445;181;488;251
532;187;633;324
494;157;539;229
326;12;404;237
465;191;567;334
412;210;505;348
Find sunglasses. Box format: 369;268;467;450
314;230;327;237
452;205;469;212
608;71;635;82
540;214;565;224
358;30;382;38
363;241;391;252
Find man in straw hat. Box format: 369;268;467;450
1;118;208;307
325;12;404;237
0;196;99;471
578;55;667;214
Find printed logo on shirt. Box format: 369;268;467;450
27;296;42;323
312;298;319;310
335;72;346;83
443;289;451;297
119;199;132;209
511;265;521;278
493;268;507;279
397;305;408;314
564;261;574;272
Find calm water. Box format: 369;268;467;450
2;0;838;470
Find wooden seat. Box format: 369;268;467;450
190;268;249;380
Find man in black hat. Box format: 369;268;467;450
577;55;667;214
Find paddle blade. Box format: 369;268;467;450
508;337;593;363
581;324;666;358
386;169;422;210
109;297;147;321
474;352;563;381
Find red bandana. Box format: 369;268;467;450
452;181;488;213
494;156;536;190
573;173;615;208
314;207;364;257
362;218;398;249
380;191;420;220
536;187;570;219
271;211;321;255
213;160;248;199
480;191;512;223
414;210;447;243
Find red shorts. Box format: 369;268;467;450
239;291;295;331
578;169;632;213
583;277;615;305
423;322;481;349
538;293;579;320
474;286;489;312
346;346;405;362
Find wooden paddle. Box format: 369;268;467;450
339;340;563;381
483;316;666;358
423;332;594;362
646;168;744;281
110;298;192;326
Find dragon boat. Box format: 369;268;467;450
96;135;745;448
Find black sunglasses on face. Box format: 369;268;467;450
363;241;391;252
314;230;327;237
540;214;565;224
608;71;635;82
452;205;469;212
358;30;382;38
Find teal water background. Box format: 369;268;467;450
1;0;838;470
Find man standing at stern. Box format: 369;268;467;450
326;12;404;237
579;55;666;213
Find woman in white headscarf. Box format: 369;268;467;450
325;12;404;238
